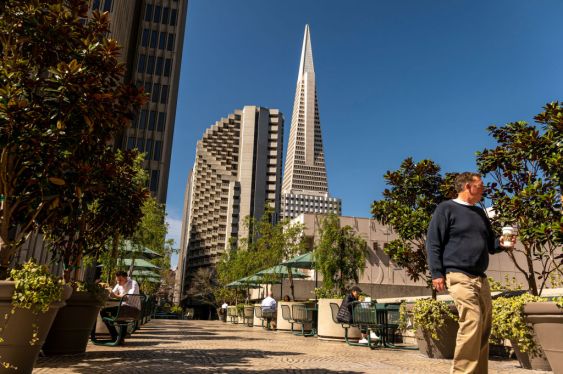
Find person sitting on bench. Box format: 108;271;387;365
100;271;141;340
261;291;277;329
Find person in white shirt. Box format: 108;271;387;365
100;271;142;341
261;292;277;329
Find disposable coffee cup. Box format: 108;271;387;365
502;226;516;247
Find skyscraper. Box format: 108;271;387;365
175;106;284;299
281;25;341;219
89;0;188;204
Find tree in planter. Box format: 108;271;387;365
476;102;563;296
0;0;146;277
43;150;149;283
314;214;368;296
371;158;457;298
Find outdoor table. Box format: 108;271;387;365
305;304;318;336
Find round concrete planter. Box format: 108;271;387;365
276;301;313;333
511;339;552;372
42;291;104;355
316;298;361;341
522;302;561;372
409;304;458;359
0;281;71;374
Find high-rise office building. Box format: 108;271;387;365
176;106;284;297
281;25;341;218
89;0;188;203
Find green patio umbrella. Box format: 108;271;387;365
281;252;315;269
121;240;163;259
256;265;309;299
131;269;161;283
119;258;160;270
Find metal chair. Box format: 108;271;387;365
261;308;276;330
351;301;382;349
281;304;295;332
254;306;264;328
227;306;238;324
291;304;314;336
243;306;254;327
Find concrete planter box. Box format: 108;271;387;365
316;298;361;341
0;281;71;374
522;302;561;372
276;301;313;332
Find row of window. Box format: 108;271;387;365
134;110;166;132
127;137;163;162
140;82;169;104
145;4;178;26
138;55;173;77
91;0;112;12
141;29;175;51
150;169;160;193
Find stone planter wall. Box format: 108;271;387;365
523;302;561;373
316;298;361;341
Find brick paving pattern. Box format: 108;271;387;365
34;319;550;373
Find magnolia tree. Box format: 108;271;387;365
476;102;562;296
0;1;146;277
314;214;368;296
371;158;456;298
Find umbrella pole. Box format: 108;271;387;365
314;269;318;300
280;275;283;300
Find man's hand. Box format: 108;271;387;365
432;277;446;293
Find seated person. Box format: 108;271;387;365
336;285;379;344
99;271;141;340
282;295;291;302
261;291;277;329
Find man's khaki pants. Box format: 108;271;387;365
446;272;492;374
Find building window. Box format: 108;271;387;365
155;57;164;75
162;7;169;24
144;82;152;95
144;4;153;21
153;5;162;23
150;170;160;192
139;109;148;129
92;0;101;10
170;9;177;25
159;32;167;49
167;34;175;51
145;139;153;160
137;138;145;152
148;110;157;130
141;29;149;47
127;136;135;149
150;30;158;48
164;58;172;76
151;84;160;102
157;112;166;132
153;141;162;161
103;0;112;11
146;55;155;75
137;54;146;73
160;85;168;104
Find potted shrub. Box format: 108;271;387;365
491;293;551;371
0;261;68;373
410;298;458;359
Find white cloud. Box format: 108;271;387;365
166;215;183;270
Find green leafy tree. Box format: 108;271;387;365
0;1;145;276
476;102;562;296
314;213;368;295
371;158;456;298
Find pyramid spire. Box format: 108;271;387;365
297;24;315;81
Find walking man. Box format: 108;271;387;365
426;172;515;374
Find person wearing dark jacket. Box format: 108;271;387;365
336;285;378;344
426;172;515;374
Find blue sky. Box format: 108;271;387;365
166;0;563;267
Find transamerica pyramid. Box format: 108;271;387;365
281;25;341;219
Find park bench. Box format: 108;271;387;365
91;294;145;346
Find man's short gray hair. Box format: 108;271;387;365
454;172;482;193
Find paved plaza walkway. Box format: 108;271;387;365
34;319;549;373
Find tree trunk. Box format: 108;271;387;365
525;245;539;296
288;271;295;301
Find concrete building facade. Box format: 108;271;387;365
90;0;188;204
281;25;341;219
175;106;284;300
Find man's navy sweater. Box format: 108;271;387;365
426;200;502;279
